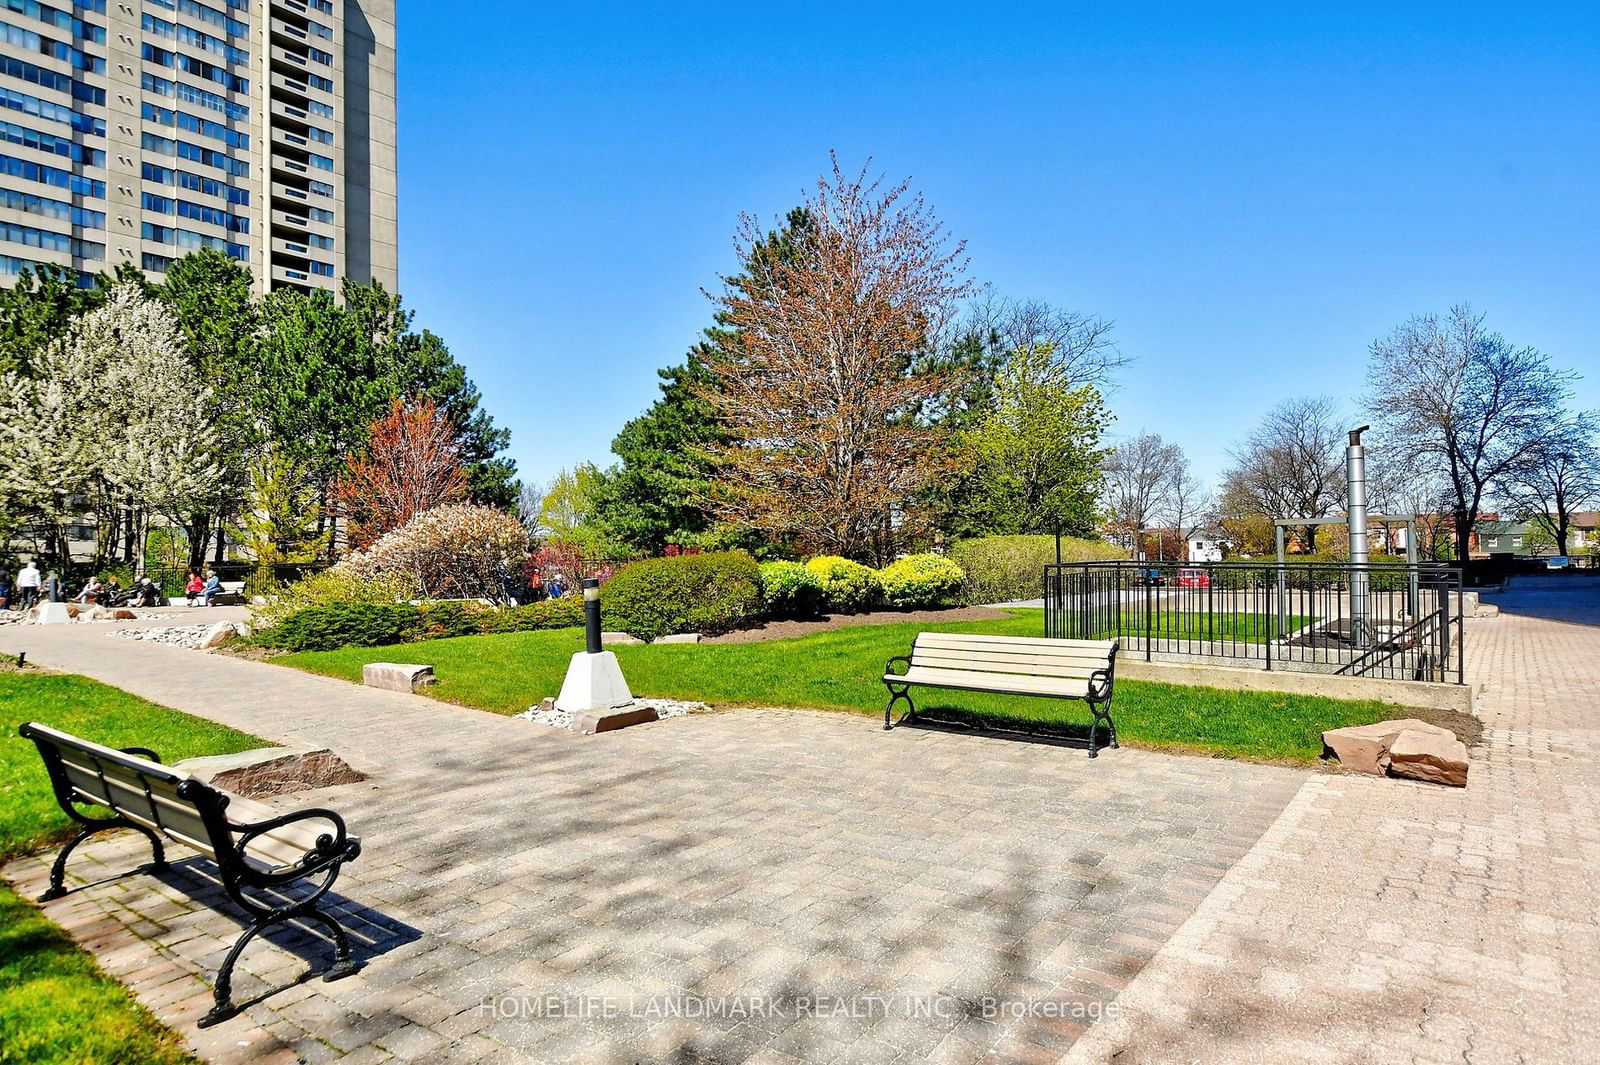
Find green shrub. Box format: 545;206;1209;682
479;597;586;633
418;601;485;639
758;560;825;618
878;554;966;609
259;595;588;651
256;602;423;652
252;568;413;631
804;556;882;614
605;550;764;642
949;535;1126;604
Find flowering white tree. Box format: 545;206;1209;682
0;285;234;569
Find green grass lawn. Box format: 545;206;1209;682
1;663;264;1065
1089;611;1315;643
280;609;1408;763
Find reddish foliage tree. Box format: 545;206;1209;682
700;155;972;565
337;397;467;550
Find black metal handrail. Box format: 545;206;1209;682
1043;558;1465;685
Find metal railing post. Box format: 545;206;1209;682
1435;583;1449;684
1264;571;1273;671
1144;567;1153;662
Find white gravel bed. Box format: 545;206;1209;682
516;697;708;730
108;624;216;649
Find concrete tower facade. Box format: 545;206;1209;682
0;0;396;295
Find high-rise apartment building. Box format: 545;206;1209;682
0;0;395;295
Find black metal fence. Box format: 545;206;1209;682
1044;559;1466;684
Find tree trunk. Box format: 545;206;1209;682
1455;512;1474;577
186;513;210;572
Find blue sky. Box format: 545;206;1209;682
395;3;1600;494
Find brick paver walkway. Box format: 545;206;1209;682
2;620;1301;1064
1064;575;1600;1065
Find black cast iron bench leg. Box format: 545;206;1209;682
884;684;915;730
199;900;360;1029
40;820;166;902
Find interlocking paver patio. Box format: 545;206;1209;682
5;577;1596;1063
3;617;1300;1063
1064;575;1600;1065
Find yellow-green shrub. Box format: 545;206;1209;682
804;556;881;614
878;554;966;609
948;535;1126;603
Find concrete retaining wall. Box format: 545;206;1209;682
1118;658;1479;713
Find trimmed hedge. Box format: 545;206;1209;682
257;596;585;653
256;602;423;652
949;535;1126;604
605;550;763;642
758;560;825;618
878;554;966;609
804;556;882;614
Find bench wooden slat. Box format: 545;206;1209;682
57;753;217;848
914;644;1113;666
70;787;218;857
907;651;1105;678
889;667;1093;699
914;633;1116;653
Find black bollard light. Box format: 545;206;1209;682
583;577;601;655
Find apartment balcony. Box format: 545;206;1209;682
270;17;310;46
270;206;336;237
269;235;334;260
270;262;335;291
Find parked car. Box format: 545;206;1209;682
1130;568;1167;587
1176;567;1211;589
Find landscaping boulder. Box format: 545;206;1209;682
601;631;643;645
175;745;366;798
654;633;701;644
201;621;240;648
362;662;437;693
1322;718;1466;784
570;703;659;735
1387;728;1469;787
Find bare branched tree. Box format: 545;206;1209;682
1366;305;1576;566
1218;396;1346;551
953;288;1128;393
1103;433;1185;549
1365;444;1456;558
701;154;971;564
1504;417;1600;556
1165;464;1213;549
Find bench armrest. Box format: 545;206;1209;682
884;654;911;678
230;807;358;878
1088;666;1114;701
120;746;162;763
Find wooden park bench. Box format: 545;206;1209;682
883;633;1120;756
21;723;363;1027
